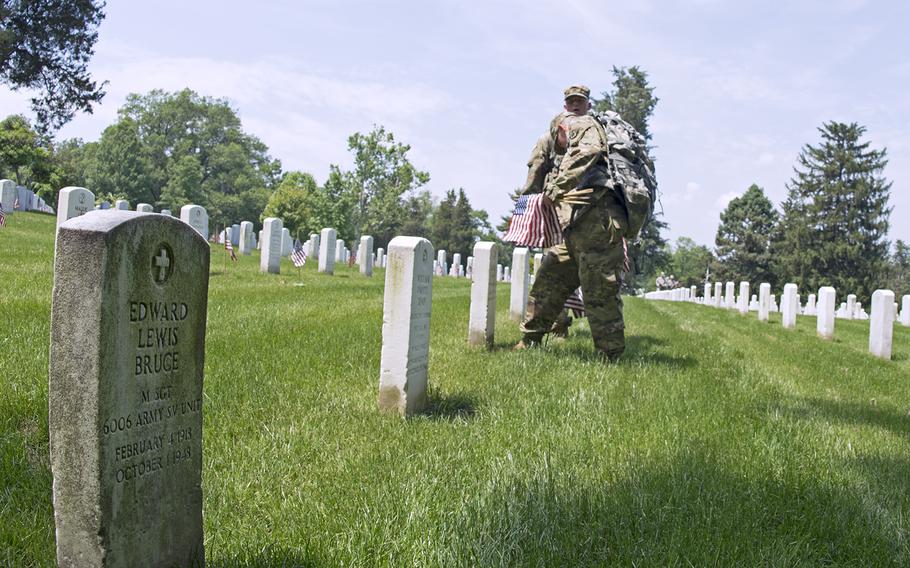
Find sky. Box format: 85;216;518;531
2;0;908;247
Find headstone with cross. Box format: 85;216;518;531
49;210;209;567
56;187;96;230
180;204;208;240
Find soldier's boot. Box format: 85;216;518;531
549;310;572;340
513;334;543;351
592;318;625;363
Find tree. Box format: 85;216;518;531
775;122;892;301
344;126;430;246
712;184;779;286
0;0;107;132
887;240;910;298
261;171;320;238
0;114;54;194
86;89;280;222
398;190;434;240
670;237;714;288
593;65;665;290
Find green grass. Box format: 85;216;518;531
2;211;910;566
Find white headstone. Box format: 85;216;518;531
510;248;530;321
690;285;698;302
50;211;207;567
160;209;173;217
56;186;95;229
714;282;723;308
276;228;288;257
781;283;798;329
805;293;817;316
725;281;735;309
360;235;374;276
379;236;433;416
239;221;254;255
114;199;130;210
817;286;836;340
0;179;15;214
318;228;336;274
468;242;499;347
308;233;320;260
136;203;153;213
758;283;771;322
179;204;209;239
452;253;462;276
704;283;711;304
901;295;910;327
845;294;857;320
533;253;543;275
869;289;895;360
376;247;385;268
257;230;263;250
335;239;345;263
496;263;503;281
738;282;749;315
260;217;283;274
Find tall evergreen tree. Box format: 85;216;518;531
887;240;910;298
775;122;892;301
593;65;666;289
712;184;779;286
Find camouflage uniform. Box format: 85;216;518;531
519;113;628;359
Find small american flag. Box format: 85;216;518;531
0;203;5;227
502;194;562;248
225;238;237;261
291;241;307;267
564;287;585;318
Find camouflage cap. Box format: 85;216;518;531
564;85;590;100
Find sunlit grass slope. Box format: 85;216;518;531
2;212;909;566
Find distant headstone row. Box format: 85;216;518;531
0;179;55;214
645;281;907;360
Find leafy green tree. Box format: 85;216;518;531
593;65;659;144
261;171;320;239
50;137;94;193
88;89;280;222
344;126;430;246
593;65;666;290
670;237;715;288
399;190;434;240
712;184;779;286
0;0;107;131
775;122;892;301
887;240;910;297
0;114;54;194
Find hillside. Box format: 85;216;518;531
2;212;909;566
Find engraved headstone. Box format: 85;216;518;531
468;242;498;347
869;289;895;359
50;211;207;567
758;283;771;322
179;205;208;239
115;199;130;210
817;286;836;340
136;203;153;213
260;218;283;274
510;247;530;321
318;228;336;274
239;221;254;255
379;236;433;416
56;187;95;229
360;235;374;276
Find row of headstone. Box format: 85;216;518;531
0;179;55;214
649;281;905;360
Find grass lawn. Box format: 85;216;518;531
2;211;910;566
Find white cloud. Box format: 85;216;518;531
714;190;742;210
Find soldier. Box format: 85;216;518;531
515;102;628;361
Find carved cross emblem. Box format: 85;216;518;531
154;248;171;283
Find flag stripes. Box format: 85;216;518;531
502;194;562;248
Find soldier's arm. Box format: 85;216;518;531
544;125;604;201
520;134;552;195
